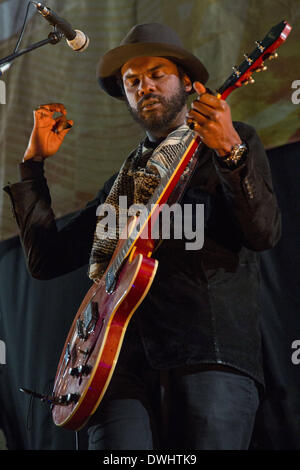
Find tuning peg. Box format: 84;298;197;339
242;76;255;86
232;66;241;77
255;40;265;52
255;63;268;72
268;52;278;60
244;54;253;65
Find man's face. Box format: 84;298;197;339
121;57;192;135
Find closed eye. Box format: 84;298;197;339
126;78;139;87
151;72;164;79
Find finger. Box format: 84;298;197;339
195;95;222;112
197;93;226;111
193;82;220;109
38;103;67;115
34;108;56;127
193;81;206;96
53;117;73;135
190;101;213;120
53;116;67;133
186;117;204;138
187;109;207;125
34;109;51;119
58;120;73;132
58;118;73;129
192;98;227;122
34;106;63;123
56;124;73;141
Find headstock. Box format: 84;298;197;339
218;21;292;99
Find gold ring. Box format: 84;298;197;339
188;119;197;130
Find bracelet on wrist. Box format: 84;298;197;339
216;142;248;168
22;156;45;163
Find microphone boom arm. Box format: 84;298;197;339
0;28;63;68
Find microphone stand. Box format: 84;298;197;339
0;27;63;69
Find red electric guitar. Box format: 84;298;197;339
51;21;291;430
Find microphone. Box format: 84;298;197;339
32;2;89;52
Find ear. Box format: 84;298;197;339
182;74;193;93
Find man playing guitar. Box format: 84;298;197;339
5;23;281;449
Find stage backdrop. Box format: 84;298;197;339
0;0;300;242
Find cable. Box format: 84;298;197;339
13;1;35;53
1;1;41;73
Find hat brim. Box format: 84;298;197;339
97;42;209;100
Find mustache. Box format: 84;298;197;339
137;93;165;112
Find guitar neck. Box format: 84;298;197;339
218;20;291;99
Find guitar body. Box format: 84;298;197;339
52;246;158;430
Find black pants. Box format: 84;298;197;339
86;324;259;450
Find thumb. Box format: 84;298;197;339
53;119;73;141
58;120;73;139
193;81;206;96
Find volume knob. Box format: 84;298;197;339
69;364;92;377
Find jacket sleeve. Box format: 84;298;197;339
3;160;116;280
213;122;281;251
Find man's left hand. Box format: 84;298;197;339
186;82;242;156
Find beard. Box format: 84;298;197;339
125;82;188;133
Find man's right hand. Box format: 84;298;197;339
23;103;73;162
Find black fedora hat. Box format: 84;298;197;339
97;23;209;100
